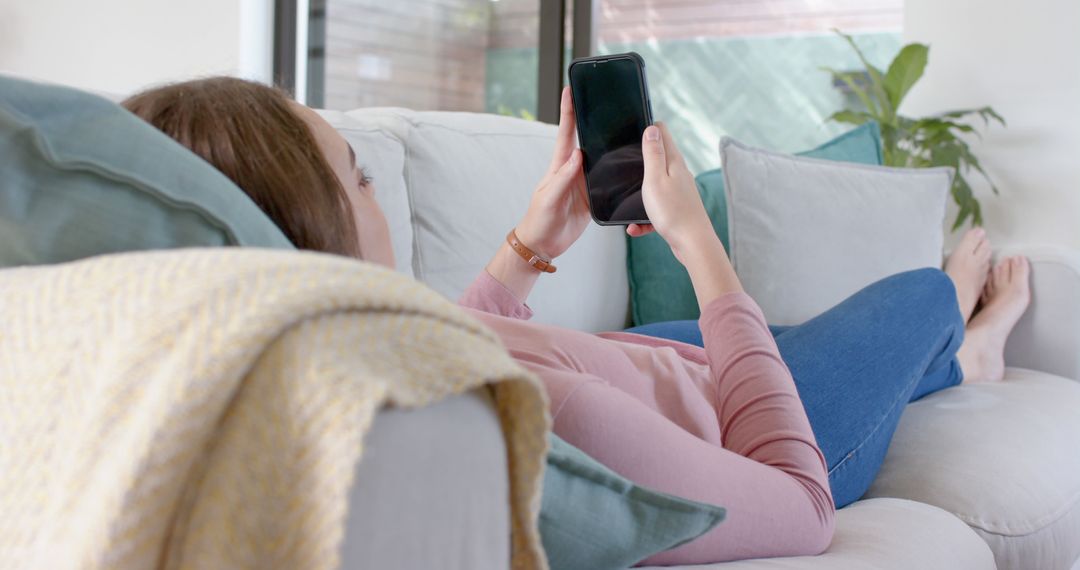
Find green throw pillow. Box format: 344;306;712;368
627;122;883;325
0;75;293;268
540;433;725;570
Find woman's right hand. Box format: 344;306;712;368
627;123;716;259
630;123;744;303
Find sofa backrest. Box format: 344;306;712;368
321;108;630;332
316;110;415;277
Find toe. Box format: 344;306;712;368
1015;256;1031;281
983;266;997;298
973;228;988;248
993;260;1008;286
976;246;992;272
968;228;984;246
957;228;980;252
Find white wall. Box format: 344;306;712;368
0;0;273;96
904;0;1080;251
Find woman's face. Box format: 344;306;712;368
291;102;395;268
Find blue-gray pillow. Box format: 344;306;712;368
626;122;883;326
540;433;725;570
0;75;293;268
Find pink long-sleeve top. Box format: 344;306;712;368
459;271;835;565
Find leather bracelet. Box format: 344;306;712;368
506;229;557;273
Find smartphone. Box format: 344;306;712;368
568;52;654;225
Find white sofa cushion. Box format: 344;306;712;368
720;137;951;326
639;498;995;570
317;110;414;277
867;368;1080;569
356;108;629;332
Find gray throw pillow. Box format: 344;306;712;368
627;122;883;326
0;75;293;268
721;137;951;326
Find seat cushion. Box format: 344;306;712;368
867;368;1080;569
638;498;995;569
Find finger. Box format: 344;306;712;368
549;149;582;195
626;223;656;237
656;122;686;172
641;125;666;183
548;86;578;173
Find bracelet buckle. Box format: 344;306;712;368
507;229;557;274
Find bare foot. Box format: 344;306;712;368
957;256;1031;383
944;228;992;323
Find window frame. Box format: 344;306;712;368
273;0;595;122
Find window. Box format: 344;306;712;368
282;0;903;174
593;0;904;173
302;0;545;118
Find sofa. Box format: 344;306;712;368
3;75;1079;568
322;107;1080;569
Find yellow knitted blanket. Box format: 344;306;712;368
0;249;550;570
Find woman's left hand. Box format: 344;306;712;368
514;87;591;260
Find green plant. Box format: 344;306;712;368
824;31;1006;230
496;104;536;122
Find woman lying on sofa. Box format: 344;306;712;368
123;78;1030;565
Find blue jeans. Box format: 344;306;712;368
625;268;965;508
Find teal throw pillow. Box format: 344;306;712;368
627;122;883;325
0;75;293;268
540;433;725;570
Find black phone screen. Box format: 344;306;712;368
569;55;651;224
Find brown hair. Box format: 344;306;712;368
123;77;360;257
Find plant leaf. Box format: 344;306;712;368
890;146;914;168
954;143;1000;194
834;29;894;120
827;109;872;125
940;106;1007;127
950;175;979;229
883;43;929;110
982;107;1007;126
953;200;972;231
928;143;961;169
971;195;984;226
910;118;977;149
823;66;879;116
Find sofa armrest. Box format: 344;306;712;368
340;388;510;569
1000;245;1080;381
